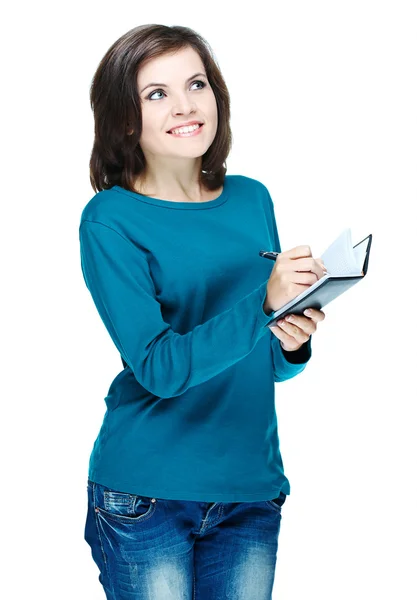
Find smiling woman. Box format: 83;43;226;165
134;44;219;198
81;23;307;600
89;24;232;201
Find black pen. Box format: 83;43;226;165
260;249;329;277
259;250;280;261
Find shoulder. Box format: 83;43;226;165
227;174;271;211
79;186;132;231
226;174;270;197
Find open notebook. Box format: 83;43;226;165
264;228;372;329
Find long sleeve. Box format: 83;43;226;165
79;219;274;398
280;338;312;364
264;190;312;382
271;336;311;381
79;175;305;502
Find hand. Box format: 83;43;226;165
264;246;327;314
270;308;326;351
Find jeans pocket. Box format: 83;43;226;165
265;491;286;512
94;484;158;524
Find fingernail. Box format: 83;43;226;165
304;309;312;316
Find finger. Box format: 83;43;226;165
286;256;325;281
282;245;313;260
295;258;324;281
279;315;316;335
270;324;301;349
305;259;324;282
276;320;311;344
303;308;326;322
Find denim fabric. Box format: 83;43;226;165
84;479;287;599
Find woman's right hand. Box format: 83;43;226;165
264;246;327;314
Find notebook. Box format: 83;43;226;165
264;228;372;329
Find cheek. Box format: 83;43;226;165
139;110;165;147
203;97;219;139
207;95;218;121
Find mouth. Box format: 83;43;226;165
167;123;204;135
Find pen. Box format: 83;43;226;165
260;250;329;275
259;250;280;261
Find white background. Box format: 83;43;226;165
2;1;416;598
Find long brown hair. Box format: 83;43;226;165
89;24;232;194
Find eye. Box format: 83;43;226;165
147;80;207;101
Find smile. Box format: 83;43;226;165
168;124;204;138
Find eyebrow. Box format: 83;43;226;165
140;72;207;95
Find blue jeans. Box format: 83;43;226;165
84;479;286;599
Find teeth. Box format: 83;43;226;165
170;124;201;134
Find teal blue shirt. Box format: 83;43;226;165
79;174;311;502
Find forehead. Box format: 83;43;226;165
137;47;205;83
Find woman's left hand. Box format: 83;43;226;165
270;308;326;351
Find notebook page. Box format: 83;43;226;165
320;228;361;276
353;239;368;275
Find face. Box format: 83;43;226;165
136;46;218;161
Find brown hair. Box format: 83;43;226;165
89;24;232;194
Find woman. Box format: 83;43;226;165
81;23;326;600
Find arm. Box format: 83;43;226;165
263;189;312;381
79;220;274;398
271;335;311;381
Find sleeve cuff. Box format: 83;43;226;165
280;337;312;364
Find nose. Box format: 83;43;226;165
171;96;197;116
